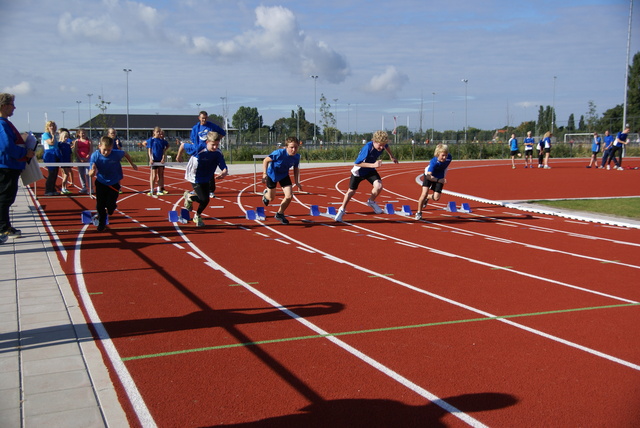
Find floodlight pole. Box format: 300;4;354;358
310;75;318;143
123;69;132;141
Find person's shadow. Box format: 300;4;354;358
215;392;518;427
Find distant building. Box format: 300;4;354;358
78;114;233;142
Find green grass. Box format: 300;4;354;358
530;198;640;220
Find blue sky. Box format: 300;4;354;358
1;0;638;136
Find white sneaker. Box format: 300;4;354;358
334;208;345;222
606;165;610;170
617;166;624;171
544;165;551;169
367;200;383;214
193;215;204;227
414;212;422;220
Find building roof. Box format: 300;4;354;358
79;114;226;131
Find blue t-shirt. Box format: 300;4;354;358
190;121;226;146
147;138;168;162
591;136;602;152
267;148;300;182
89;149;125;186
0;117;28;170
184;143;227;184
524;137;535;150
604;135;615;149
614;131;628;146
353;141;387;176
509;138;518;151
426;153;452;179
58;138;73;162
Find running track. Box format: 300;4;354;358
33;158;640;427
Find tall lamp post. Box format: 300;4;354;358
333;98;338;142
296;105;300;141
310;75;318;143
123;69;132;141
461;79;468;143
76;101;81;127
552;76;557;133
431;92;436;142
87;93;93;139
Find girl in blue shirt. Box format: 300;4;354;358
42;120;60;195
146;126;169;196
509;134;520;169
415;144;452;220
88;136;138;231
261;137;302;225
587;132;602;168
58;129;74;194
523;131;535;168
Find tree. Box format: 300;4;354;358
598;51;640;131
585;100;598;131
578;115;585;131
232;106;261;133
567;114;575;132
318;94;334;139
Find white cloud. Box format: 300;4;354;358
58;11;122;43
363;66;409;96
2;81;32;95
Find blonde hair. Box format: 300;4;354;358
543;131;552;138
372;130;389;144
206;131;222;142
99;136;114;148
285;136;300;146
58;130;70;141
45;120;56;132
434;143;449;156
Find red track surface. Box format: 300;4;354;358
34;158;640;427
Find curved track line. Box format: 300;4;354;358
73;225;157;428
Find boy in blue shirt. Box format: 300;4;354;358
178;131;228;227
415;144;452;220
88;136;138;232
587;132;602;168
334;130;398;222
261;137;302;224
523;131;535;168
509;133;520;169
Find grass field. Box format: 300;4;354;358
532;198;640;220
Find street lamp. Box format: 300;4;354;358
296;105;300;141
87;93;93;139
431;92;436;143
310;75;318;143
123;69;132;141
552;76;557;133
461;79;468;143
333;98;338;142
76;101;81;127
347;103;350;144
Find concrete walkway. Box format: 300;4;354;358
0;184;128;428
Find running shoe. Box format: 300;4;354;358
0;233;7;244
79;188;88;194
367;199;383;214
274;212;289;224
6;227;21;238
183;191;193;211
414;212;422;221
334;208;345;222
209;192;215;198
61;189;72;194
193;215;205;227
160;189;169;195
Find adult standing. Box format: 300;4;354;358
191;111;226;198
0;93;35;242
42;120;60;195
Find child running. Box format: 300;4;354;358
334;130;398;222
415;143;452;221
146;126;169;196
88;136;138;232
178;131;228;227
261;137;302;225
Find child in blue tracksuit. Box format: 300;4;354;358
88;136;138;231
178;131;228;227
415;143;452;220
334;130;398;222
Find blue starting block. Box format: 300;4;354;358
81;210;108;225
247;207;266;221
445;201;458;212
309;205;337;219
459;203;472;213
168;208;190;223
384;203;412;216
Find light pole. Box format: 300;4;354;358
431;92;436;142
552;76;557;133
87;93;93;139
76;101;81;127
461;79;468;143
347;103;350;144
296;105;300;141
61;110;66;128
123;69;132;141
333;98;338;142
310;75;318;143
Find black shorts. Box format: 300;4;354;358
266;174;292;189
510;150;519;156
349;171;381;190
422;176;444;192
150;164;165;170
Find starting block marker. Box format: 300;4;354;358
445;201;458;212
309;205;337;219
459;203;472;213
81;210;108;225
168;208;190;223
247;207;266;221
385;203;413;216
